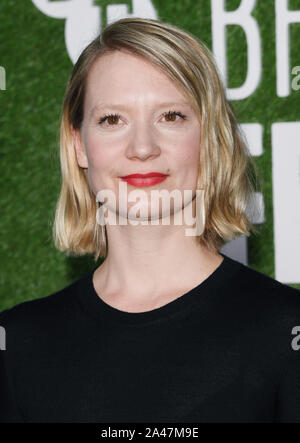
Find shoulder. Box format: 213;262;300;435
233;259;300;304
221;258;300;389
225;257;300;334
0;269;93;335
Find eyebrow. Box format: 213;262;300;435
89;101;193;117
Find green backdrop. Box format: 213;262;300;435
0;0;299;311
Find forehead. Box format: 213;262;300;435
87;49;171;84
84;50;191;109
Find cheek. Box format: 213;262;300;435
82;135;116;193
84;134;115;171
173;130;201;165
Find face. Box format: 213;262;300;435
72;50;202;223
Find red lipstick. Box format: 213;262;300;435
120;172;168;187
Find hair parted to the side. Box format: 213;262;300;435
52;17;262;262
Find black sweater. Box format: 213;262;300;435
1;253;300;423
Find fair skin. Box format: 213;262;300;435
72;49;223;313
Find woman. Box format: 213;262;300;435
1;17;300;423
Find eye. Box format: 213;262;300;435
161;110;187;122
97;110;187;127
98;113;121;126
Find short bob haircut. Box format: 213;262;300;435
52;17;262;262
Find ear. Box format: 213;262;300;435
71;127;88;169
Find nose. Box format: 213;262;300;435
125;119;161;161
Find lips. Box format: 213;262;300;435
121;172;167;179
119;172;169;187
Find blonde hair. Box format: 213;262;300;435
52;17;262;262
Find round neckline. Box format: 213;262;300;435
75;252;243;326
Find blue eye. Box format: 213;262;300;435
98;110;187;126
